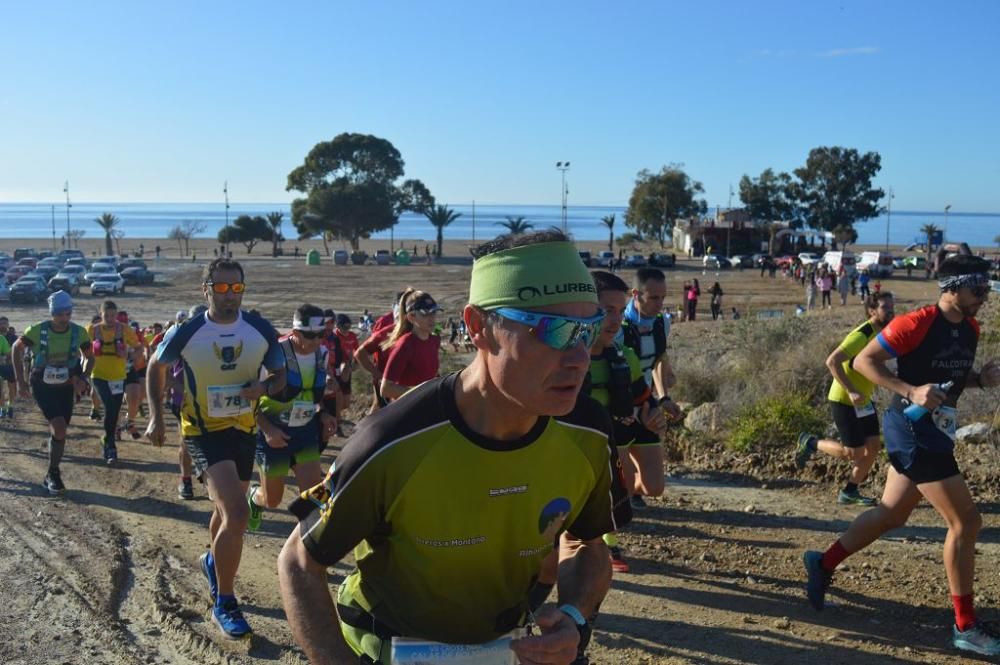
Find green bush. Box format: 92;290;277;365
728;392;826;453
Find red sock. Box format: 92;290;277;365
821;540;851;572
952;594;977;632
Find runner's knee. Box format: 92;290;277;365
948;505;982;540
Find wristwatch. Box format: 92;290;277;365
558;604;592;651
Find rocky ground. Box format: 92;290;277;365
1;246;998;664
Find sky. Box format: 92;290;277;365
1;1;998;212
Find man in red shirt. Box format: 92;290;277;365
333;314;359;412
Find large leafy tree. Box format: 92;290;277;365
496;216;533;234
793;146;884;236
624;165;707;247
265;211;284;257
218;215;274;254
94;213;120;256
738;169;797;225
424;205;462;257
600;214;615;252
286;133;434;250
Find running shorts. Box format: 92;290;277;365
184;428;256;481
883;407;960;484
255;417;322;478
0;366;14;382
613;420;660;449
30;378;75;423
830;401;880;448
125;368;146;386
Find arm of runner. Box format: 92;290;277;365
12;337;30;397
277;530;358;665
825;347;865;406
651;353;676;394
354;344;379;380
379;378;408;401
256;411;290;448
144;356;168;446
854;337;946;410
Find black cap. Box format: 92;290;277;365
336;313;351;327
406;293;441;314
323;308;336;318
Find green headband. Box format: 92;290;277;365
469;242;597;309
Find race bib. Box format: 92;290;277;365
932;406;958;441
207;384;249;418
854;402;876;418
391;630;524;664
43;366;70;385
287;400;316;427
109;379;125;395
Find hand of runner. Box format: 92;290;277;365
72;376;90;400
239;380;267;401
319;412;337;441
262;423;290;448
145;417;166;447
910;383;947;410
661;397;682;421
848;391;866;407
510;605;580;665
640;401;666;436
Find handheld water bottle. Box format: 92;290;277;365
903;380;954;421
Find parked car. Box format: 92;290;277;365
858;251;894;277
118;257;148;271
577;250;593;267
0;256;12;271
625;254;647;268
0;280;9;302
13;248;38;261
64;257;88;270
775;255;797;269
10;275;49;303
902;256;926;269
16;257;38;270
32;264;60;281
119;266;155;285
38;257;63;270
57;265;86;278
57;249;85;263
752;253;773;267
48;273;81;295
649;253;676;268
729;254;754;268
4;265;30;284
822;251;858;277
83;262;118;285
703;254;732;269
90;274;126;295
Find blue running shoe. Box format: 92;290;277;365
213;597;251;639
954;621;1000;656
200;552;218;603
803;550;833;611
795;432;817;469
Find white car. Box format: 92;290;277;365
595;251;616;267
83;262;118;285
798;252;821;265
90;274;126;295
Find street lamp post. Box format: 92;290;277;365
62;181;72;246
884;187;894;251
556;162;570;234
223;181;231;256
943;204;951;244
471;199;476;245
51;205;57;252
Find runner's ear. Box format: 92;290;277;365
463;305;496;353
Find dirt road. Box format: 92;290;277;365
0;250;992;664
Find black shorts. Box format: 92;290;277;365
888;447;961;485
125;368;146;386
184;428;256;481
830;401;880;448
0;366;14;382
612;419;660;448
30;378;75;423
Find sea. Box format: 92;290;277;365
0;202;997;249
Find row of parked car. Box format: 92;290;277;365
578;250;677;269
701;250;914;277
0;248;155;304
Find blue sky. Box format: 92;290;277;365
2;1;997;212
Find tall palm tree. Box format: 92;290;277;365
266;211;284;257
600;214;615;252
921;223;941;275
496;216;534;235
94;213;120;256
424;205;462;257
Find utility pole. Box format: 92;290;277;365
51;205;57;252
726;184;734;257
943;204;951;244
472;200;476;245
884;187;894;251
63;181;72;245
556;162;570;234
223;181;230;256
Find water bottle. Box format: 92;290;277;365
903;381;954;421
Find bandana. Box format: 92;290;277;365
293;315;327;332
468;242;597;309
938;272;989;292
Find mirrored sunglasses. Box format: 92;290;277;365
491;307;605;352
205;281;246;294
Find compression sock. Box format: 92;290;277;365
821;540;852;572
181;475;192;484
602;532;619;548
48;437;66;471
844;482;859;494
952;594;977;631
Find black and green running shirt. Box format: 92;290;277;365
290;372;630;644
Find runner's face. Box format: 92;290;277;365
50;311;72;330
102;307;117;326
409;311;437;334
0;319;7;333
956;284;988;317
487;301;597;416
291;330;323;354
635;279;666;318
204;268;243;319
596;290;627;348
871;297;894;326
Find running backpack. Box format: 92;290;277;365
272;338;327;405
621;316;667;363
34;321;82;369
582;345;634;420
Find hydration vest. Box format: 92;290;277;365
582;344;634;420
272;338;327;405
621;315;667;363
34;321;82;369
92;323;126;358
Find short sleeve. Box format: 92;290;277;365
20;324;40;348
878;306;936;358
838;330;869;359
383;336;415;384
155;325;183;364
124;327;140;348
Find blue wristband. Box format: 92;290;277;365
558;604;587;627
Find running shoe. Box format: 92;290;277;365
178;478;194;500
837;488;877;506
795;432;817;469
89;408;102;421
803;550;833;610
103;443;118;466
4;405;12;419
199;552;218;603
0;406;7;418
43;469;66;496
125;421;141;440
247;484;263;532
609;546;630;574
630;495;648;510
953;621;1000;656
212;597;252;639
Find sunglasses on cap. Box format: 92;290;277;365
491;307;605;352
205;281;246;294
